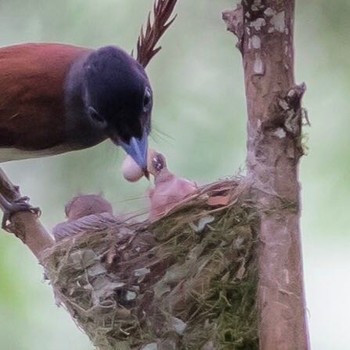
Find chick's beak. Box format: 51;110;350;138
120;132;149;178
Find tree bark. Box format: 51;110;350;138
224;1;309;349
0;169;53;260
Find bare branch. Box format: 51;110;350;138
135;0;178;67
0;169;53;260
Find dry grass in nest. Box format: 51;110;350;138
42;178;259;350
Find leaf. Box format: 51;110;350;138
170;316;187;335
190;215;215;233
69;249;97;269
207;195;230;207
87;263;106;277
141;343;158;350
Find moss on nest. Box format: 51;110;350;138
42;179;258;350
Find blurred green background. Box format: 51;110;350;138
0;1;348;349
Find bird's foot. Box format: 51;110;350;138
0;195;41;231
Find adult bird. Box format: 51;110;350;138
0;43;153;221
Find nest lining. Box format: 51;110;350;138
42;179;258;350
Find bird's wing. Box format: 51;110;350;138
52;213;121;241
0;43;91;150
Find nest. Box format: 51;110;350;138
42;179;258;350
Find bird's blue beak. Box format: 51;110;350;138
120;132;149;176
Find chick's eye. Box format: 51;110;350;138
143;88;152;111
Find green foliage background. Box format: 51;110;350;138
0;1;348;349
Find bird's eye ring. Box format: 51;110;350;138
88;106;107;129
143;87;152;111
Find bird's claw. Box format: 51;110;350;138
1;196;41;231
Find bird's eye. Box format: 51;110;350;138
143;87;152;112
88;106;107;129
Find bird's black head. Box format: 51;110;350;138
83;46;152;172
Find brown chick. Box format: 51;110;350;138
64;194;113;221
52;194;118;241
148;150;198;221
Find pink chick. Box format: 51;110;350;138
148;150;197;221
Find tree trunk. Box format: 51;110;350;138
224;1;309;349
